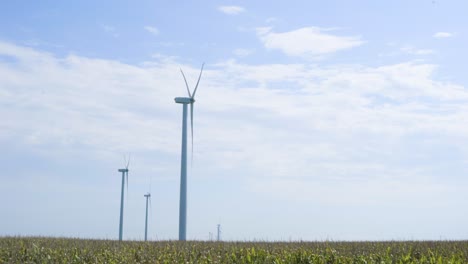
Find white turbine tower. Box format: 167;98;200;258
144;193;151;241
175;63;204;241
118;155;130;241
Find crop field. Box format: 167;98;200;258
1;237;467;263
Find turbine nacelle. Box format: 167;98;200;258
118;168;128;173
174;97;195;104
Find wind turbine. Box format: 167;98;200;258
175;63;204;241
144;193;151;241
118;155;130;241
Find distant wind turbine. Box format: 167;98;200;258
144;193;151;241
175;63;204;241
118;155;130;241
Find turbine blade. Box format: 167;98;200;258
149;195;152;222
191;63;204;98
190;102;194;164
149;195;152;211
180;69;192;97
126;154;131;169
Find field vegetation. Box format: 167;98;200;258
1;237;467;263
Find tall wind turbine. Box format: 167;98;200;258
118;155;130;241
144;193;151;241
175;63;204;241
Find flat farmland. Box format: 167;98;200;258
1;237;467;263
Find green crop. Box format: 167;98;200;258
0;237;467;263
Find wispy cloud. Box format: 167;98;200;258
101;24;119;37
144;26;159;36
233;48;253;57
218;5;245;15
433;32;454;38
400;46;434;55
256;27;364;58
3;41;468;176
265;17;278;24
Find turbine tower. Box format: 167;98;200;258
175;63;204;241
144;193;151;241
118;156;130;241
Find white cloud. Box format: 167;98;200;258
256;27;364;57
144;26;159;36
2;40;468;181
101;24;119;37
233;48;253;57
414;49;434;55
433;32;454;38
400;46;435;55
218;5;245;15
265;17;278;24
102;25;115;32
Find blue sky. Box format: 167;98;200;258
1;0;468;241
